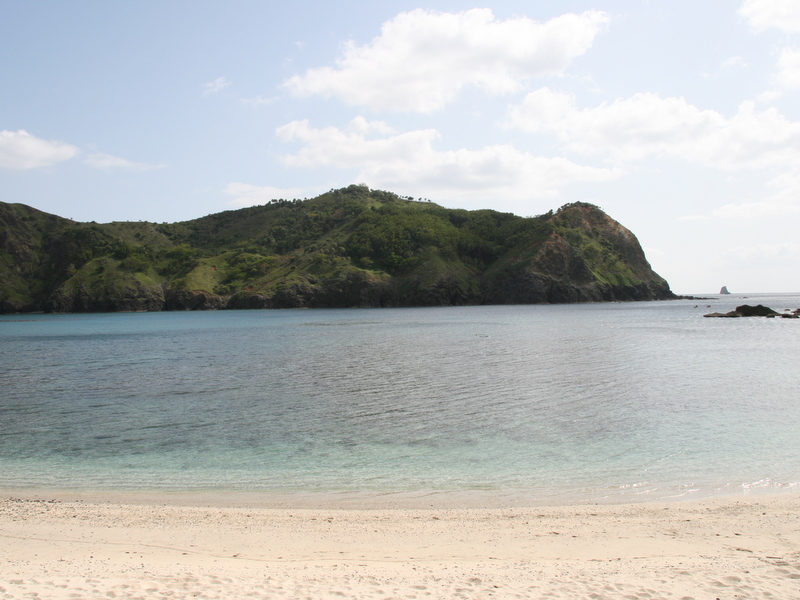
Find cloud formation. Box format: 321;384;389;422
1;130;163;173
284;8;608;113
0;129;79;170
84;153;163;171
721;241;800;261
739;0;800;33
507;88;800;170
773;47;800;89
738;1;800;98
713;166;800;218
240;95;276;107
277;118;621;205
202;76;231;95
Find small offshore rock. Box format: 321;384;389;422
704;304;781;318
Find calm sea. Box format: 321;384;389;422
1;294;799;505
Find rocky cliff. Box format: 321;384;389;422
481;202;671;304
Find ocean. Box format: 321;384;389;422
1;294;799;505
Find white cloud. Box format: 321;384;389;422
223;182;322;207
739;2;800;99
84;152;163;171
283;8;609;113
346;115;396;136
202;76;231;95
714;167;800;218
240;95;276;107
0;130;162;173
0;129;79;169
773;46;800;88
506;88;800;170
277;118;436;169
722;56;746;71
739;0;800;33
720;242;800;262
714;198;800;218
276;118;621;206
757;89;783;102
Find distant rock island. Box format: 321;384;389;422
1;185;675;313
720;286;730;294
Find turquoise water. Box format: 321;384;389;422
1;295;799;504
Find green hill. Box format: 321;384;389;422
0;185;674;313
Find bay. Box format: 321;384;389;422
1;294;799;504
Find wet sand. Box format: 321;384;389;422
1;491;799;599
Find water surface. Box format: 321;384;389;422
1;294;799;504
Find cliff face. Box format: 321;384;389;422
480;203;671;304
0;188;674;313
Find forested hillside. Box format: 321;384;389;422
0;185;674;313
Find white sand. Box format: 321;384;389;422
1;491;799;599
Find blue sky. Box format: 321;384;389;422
2;0;800;294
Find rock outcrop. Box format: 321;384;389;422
704;304;800;318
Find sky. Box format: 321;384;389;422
2;0;800;294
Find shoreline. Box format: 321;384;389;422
2;491;799;598
2;483;797;510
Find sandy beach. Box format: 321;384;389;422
1;491;799;599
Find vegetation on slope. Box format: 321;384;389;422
0;185;673;313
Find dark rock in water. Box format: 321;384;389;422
704;304;780;318
736;304;779;317
720;286;730;294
